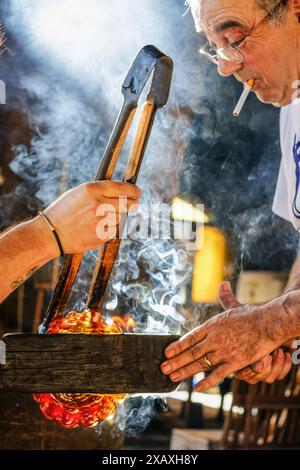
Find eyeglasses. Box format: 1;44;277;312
199;7;279;66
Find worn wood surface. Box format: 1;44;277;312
0;333;180;394
0;391;124;450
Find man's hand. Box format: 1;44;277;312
44;181;141;255
235;348;292;384
219;282;293;385
0;180;141;303
160;282;292;392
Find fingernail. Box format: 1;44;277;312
222;281;231;291
252;362;263;373
161;363;172;373
165;348;175;358
170;373;180;382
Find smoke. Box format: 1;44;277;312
179;65;299;273
0;0;199;436
104;216;192;335
1;0;201;201
2;0;297;440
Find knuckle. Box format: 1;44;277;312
188;347;199;362
172;369;183;381
187;334;197;348
196;358;205;370
170;358;179;370
84;181;96;194
179;366;190;379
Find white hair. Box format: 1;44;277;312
185;0;289;32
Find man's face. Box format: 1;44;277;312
197;0;300;107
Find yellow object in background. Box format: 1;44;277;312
192;226;226;303
172;197;209;224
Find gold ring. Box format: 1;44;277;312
202;354;213;369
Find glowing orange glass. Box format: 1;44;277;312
33;309;133;429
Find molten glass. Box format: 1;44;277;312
33;309;129;429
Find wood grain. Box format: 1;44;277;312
0;333;180;394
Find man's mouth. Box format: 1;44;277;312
234;74;261;88
251;79;261;91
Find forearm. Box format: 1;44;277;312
0;216;57;303
283;252;300;293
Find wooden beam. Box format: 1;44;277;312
0;333;180;394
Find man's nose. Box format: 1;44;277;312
217;58;242;77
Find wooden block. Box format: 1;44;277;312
0;333;180;394
170;428;223;450
0;391;123;450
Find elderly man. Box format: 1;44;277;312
161;0;300;389
0;181;141;303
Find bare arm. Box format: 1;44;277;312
0;217;57;303
0;181;141;304
161;288;300;392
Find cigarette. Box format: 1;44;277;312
233;79;255;117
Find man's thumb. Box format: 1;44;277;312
218;281;241;310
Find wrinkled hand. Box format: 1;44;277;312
219;282;293;384
44;181;141;255
161;282;286;392
235;348;292;384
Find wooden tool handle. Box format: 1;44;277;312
87;103;157;310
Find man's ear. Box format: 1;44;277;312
290;0;300;21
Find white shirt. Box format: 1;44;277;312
273;101;300;230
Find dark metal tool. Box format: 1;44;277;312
40;45;173;333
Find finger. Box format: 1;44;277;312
167;352;218;383
164;326;208;359
277;352;292;380
194;364;232;392
282;339;298;349
218;281;241;310
238;356;272;385
168;361;206;383
96;198;139;214
161;340;210;376
247;366;274;385
251;354;272;374
235;368;257;381
264;349;286;384
246;356;273;384
234;355;271;382
87;181;142;200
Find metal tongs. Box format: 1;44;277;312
40;45;173;333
